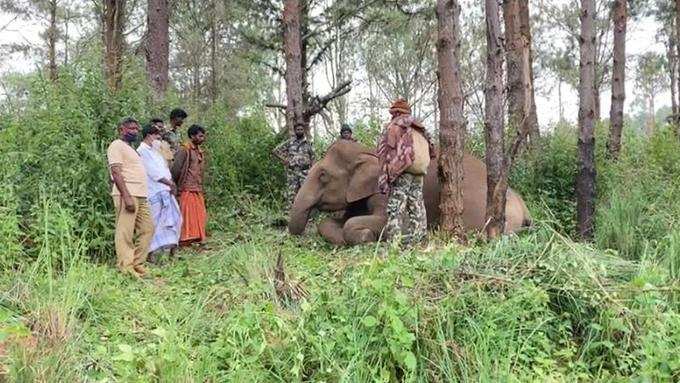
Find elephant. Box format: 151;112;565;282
288;139;532;245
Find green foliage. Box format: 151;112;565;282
0;53;284;262
510;124;578;235
202;108;285;207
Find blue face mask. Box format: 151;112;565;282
123;131;138;142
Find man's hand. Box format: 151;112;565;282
123;195;136;212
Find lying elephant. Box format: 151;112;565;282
288;139;532;245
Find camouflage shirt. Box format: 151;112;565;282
163;129;182;155
273;137;315;169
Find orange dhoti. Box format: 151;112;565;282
179;191;207;244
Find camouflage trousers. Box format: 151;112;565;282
383;173;427;245
286;167;309;209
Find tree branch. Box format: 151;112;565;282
304;80;352;118
265;103;287;109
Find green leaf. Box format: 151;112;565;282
403;351;417;371
362;315;378;327
151;327;168;338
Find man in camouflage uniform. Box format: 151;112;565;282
377;98;435;246
162;108;188;163
273;122;315;209
340;123;356;141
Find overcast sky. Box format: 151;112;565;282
0;7;670;129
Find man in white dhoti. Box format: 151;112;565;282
138;124;182;260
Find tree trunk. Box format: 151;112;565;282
577;0;597;241
503;0;523;135
145;0;168;101
504;0;538;153
676;6;680;128
283;0;305;137
646;95;655;136
102;0;126;93
667;24;678;124
558;78;564;123
484;0;507;239
669;43;678;120
608;0;626;160
64;8;70;66
519;0;540;143
146;0;169;101
593;84;601;121
436;0;466;240
210;6;218;104
47;0;58;81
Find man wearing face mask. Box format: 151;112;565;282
107;118;154;278
137;124;182;261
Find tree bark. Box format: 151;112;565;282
668;39;678;121
102;0;126;93
519;0;540;143
646;95;655;136
146;0;169;101
283;0;306;137
607;0;626;160
577;0;597;241
484;0;507;239
504;0;538;154
676;5;680;130
47;0;58;82
593;84;601;121
210;5;219;103
436;0;466;240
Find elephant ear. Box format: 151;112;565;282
347;153;380;203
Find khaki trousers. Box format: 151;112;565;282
113;196;154;274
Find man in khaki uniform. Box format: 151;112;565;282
107;117;154;278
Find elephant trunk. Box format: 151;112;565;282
288;175;320;235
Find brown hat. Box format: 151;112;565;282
389;98;411;115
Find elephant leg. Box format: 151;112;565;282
318;217;346;245
343;215;387;245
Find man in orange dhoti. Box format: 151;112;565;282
171;124;208;246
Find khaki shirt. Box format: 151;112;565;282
107;139;149;197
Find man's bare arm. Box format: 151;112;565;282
110;165;136;212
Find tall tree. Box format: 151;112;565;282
608;0;627;159
146;0;169;101
102;0;126;93
282;0;306;135
503;0;538;154
484;0;507;239
46;0;58;81
518;0;539;142
666;26;678;122
577;0;597;241
436;0;466;239
634;52;668;136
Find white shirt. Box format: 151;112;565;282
137;141;172;197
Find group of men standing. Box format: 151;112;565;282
106;109;208;278
274;98;433;246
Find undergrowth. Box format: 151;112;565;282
1;199;679;382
